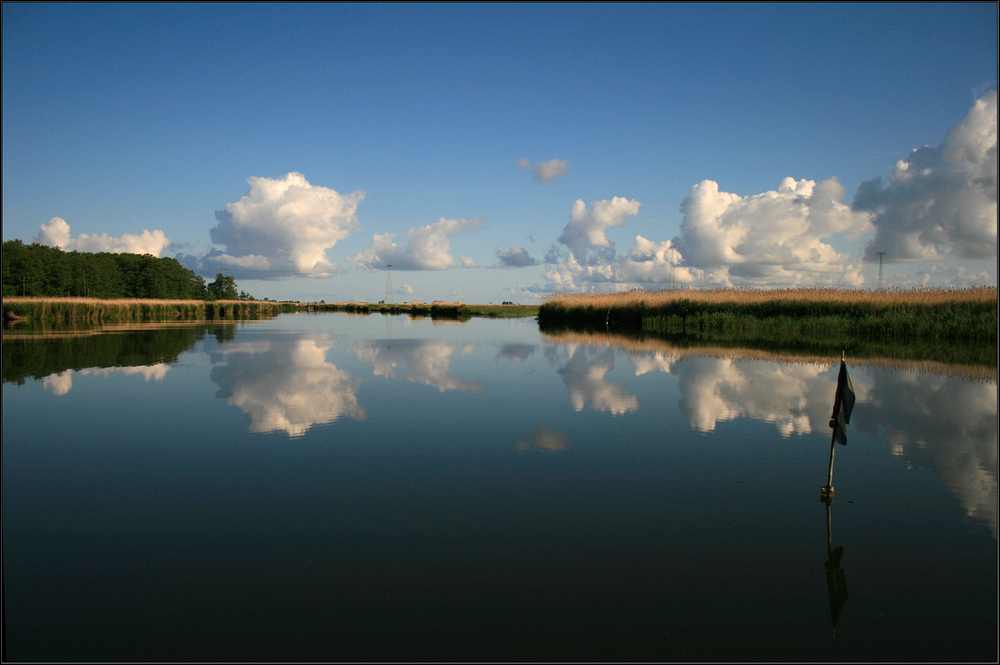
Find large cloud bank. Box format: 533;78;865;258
853;90;997;262
543;182;869;291
541;93;996;293
34;217;171;256
351;216;481;270
207;172;365;278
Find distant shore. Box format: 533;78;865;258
295;300;539;319
2;297;538;324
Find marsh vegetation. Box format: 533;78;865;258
539;286;997;342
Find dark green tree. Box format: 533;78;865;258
207;273;238;300
2;240;253;301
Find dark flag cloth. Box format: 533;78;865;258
829;359;856;445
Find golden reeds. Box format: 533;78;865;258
544;286;997;308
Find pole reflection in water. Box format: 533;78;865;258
824;499;849;636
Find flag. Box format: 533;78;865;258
829;359;855;445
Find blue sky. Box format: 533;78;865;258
3;3;997;303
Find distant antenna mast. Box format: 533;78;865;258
385;263;393;303
876;252;886;291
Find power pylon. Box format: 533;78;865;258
385;263;393;303
876;252;886;291
668;247;675;290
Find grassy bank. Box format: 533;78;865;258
538;287;997;342
298;301;538;319
3;297;291;324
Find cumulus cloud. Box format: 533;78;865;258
208;172;365;278
853;90;998;261
557;197;641;263
34;217;171;256
496;246;538;267
541;179;872;292
351;216;482;270
674;177;872;287
517;157;570;184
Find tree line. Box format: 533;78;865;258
2;239;253;300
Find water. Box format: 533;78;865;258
3;313;996;661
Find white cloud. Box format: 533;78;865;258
496;246;538;267
540;179;870;293
853;90;998;261
351;216;482;270
209;172;365;278
517;157;570;184
673;177;872;287
556;197;641;263
461;255;478;268
34;217;171;256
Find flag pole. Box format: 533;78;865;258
821;351;846;502
822;423;836;501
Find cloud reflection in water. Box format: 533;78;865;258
353;338;485;393
211;334;365;437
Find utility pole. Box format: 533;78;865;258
876;252;886;291
385;263;393;304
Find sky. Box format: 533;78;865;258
3;2;997;303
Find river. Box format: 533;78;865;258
3;312;996;661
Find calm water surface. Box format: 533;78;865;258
3;313;997;661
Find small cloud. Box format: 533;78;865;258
517;157;570;184
461;255;478;268
351;216;482;270
34;217;171;256
399;284;414;295
496;246;538;267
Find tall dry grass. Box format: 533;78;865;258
544;286;997;308
3;297;284;323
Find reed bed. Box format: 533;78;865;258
3;297;285;323
544;285;997;308
539;286;997;341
